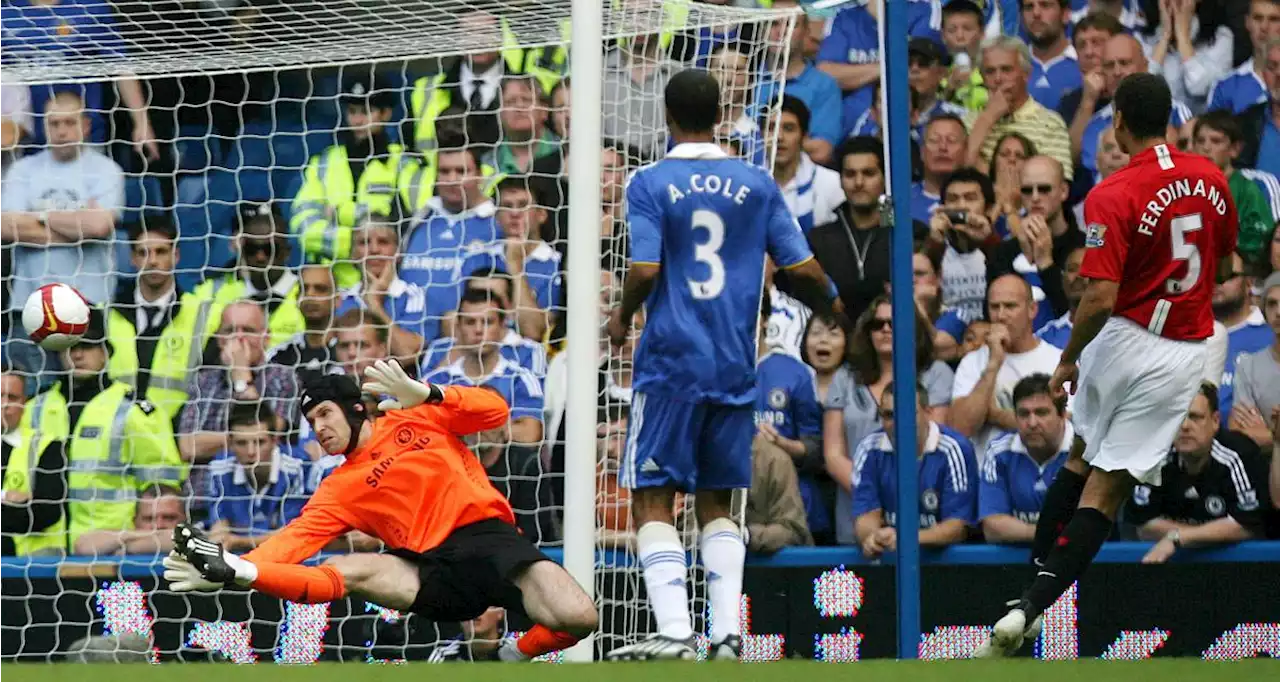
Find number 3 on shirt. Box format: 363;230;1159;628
689;209;726;299
1167;213;1202;294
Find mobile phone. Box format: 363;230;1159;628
944;209;968;225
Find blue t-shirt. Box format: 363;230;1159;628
1081;100;1192;176
1257;118;1280;182
1220;312;1274;428
979;430;1070;524
2;0;124;144
207;449;311;536
1028;51;1082;113
755;349;827;535
754;62;845;146
399;200;500;344
420;329;548;377
334;279;430;342
627;143;814;405
1035;311;1073;350
1206;61;1268;114
910;182;939;226
851;423;978;528
423;357;544;423
460;241;564;312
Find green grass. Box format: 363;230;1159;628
2;660;1276;682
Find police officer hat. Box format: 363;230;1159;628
76;307;108;347
340;73;396;112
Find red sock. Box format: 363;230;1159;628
516;625;581;657
250;564;346;603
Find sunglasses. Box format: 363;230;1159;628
870;318;893;332
1020;184;1054;197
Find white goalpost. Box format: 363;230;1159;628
1;0;798;662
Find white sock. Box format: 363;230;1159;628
228;553;258;586
700;517;745;643
637;521;693;640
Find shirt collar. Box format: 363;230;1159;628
1033;44;1077;70
232;447;283;487
135;286;176;309
462;60;502;87
244;270;298;299
666;142;730;160
1227;306;1267;332
424;197;497;221
1009;421;1075;462
878;421;940;454
1010;97;1046;122
1;430;19;448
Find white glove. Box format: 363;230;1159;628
363;359;437;411
162;553;224;593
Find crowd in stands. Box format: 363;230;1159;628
2;0;1280;563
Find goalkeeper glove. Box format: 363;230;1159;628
362;359;443;411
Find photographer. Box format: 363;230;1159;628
924;167;1000;326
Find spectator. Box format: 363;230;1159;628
924;167;998;324
71;484;185;556
105;216;199;423
912;115;969;225
423;288;544;447
809;137;901;322
979;374;1072;544
989;155;1084;332
917;250;970;362
802;312;853;405
852;381;978;557
756;0;844;164
1236;38;1280;175
965;36;1074;180
1093;124;1131;182
401;146;499;344
1035;244;1088;349
710;46;767;166
1;358;65;557
206;403;309;551
770;96;843;235
940;0;989;111
336;217;430;364
269;263;343;373
487;75;561;176
818;0;942;137
1057;12;1126;128
1207;0;1280;114
1;90;123;311
23;309;184;555
950;274;1064;456
1080;33;1193;177
1214;252;1273;427
462;177;564;342
598;141;632;273
1023;0;1082;112
766;256;814;358
189;203;304;349
333;308;391;382
290;72;427;290
909;38;969;133
1193;111;1274;266
848;295;955;423
596;402;633;550
178;301;297;474
990;132;1037;225
1;82;31;180
601;32;672;160
1229;272;1280;447
754;300;827;544
1129;382;1270;563
1147;0;1235;113
420;279;548;380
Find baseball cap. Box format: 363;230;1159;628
340;73;395;111
908;38;950;67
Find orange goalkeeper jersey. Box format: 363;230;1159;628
244;385;514;565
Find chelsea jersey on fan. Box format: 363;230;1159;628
627;142;815;405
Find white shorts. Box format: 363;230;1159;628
1072;317;1207;485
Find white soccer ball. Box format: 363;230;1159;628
22;283;92;351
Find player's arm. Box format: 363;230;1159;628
366;361;511;435
767;185;842;317
1062;196;1128;368
609;172;663;343
242;503;351;565
1060;278;1119;366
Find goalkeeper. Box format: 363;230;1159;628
163;361;596;661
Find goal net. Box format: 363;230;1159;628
0;0;797;663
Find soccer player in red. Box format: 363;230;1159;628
977;72;1239;657
163;360;597;661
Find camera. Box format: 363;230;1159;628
944;209;968;225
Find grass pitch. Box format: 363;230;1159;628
3;659;1275;682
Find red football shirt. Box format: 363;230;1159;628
1080;144;1238;341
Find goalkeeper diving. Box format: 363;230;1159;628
163;361;596;661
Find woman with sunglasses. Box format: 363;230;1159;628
822;296;954;545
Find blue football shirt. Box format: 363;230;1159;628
1206;60;1268;114
1219;311;1274;428
756;348;827;535
399;199;500;343
979;429;1071;524
206;448;311;536
423;356;544;423
627;142;814;405
851;422;978;528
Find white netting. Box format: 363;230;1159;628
0;0;795;662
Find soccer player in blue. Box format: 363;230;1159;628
979;374;1071;544
604;69;838;661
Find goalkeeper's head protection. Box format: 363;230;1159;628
298;370;368;455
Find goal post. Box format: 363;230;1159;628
2;0;802;663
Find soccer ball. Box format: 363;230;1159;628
22;284;92;351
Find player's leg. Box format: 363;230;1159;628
692;403;755;659
497;559;599;660
318;554;421;610
607;393;700;660
1029;435;1091;566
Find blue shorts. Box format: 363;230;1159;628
619;391;754;492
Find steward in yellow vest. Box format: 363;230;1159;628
1;360;65;557
191;203;305;350
106;217;204;424
3;310;187;555
291;73;429;290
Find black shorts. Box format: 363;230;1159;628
390;518;549;622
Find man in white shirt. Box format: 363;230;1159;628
950;274;1063;458
769;96;843;235
1;89;123;309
